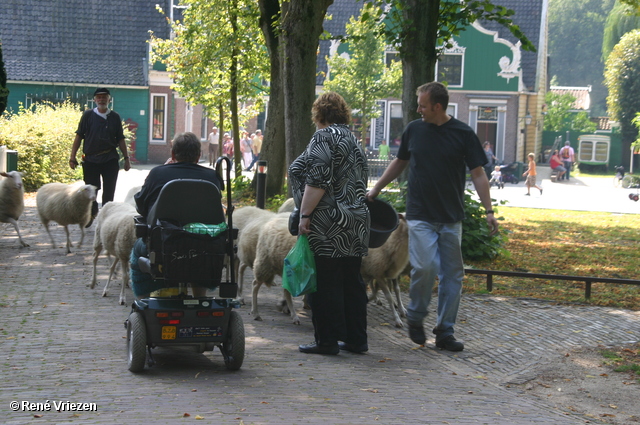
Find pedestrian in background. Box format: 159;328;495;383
69;87;130;226
208;127;219;166
523;152;543;196
559;141;575;181
367;82;498;352
246;129;263;171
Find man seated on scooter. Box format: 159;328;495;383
130;132;224;298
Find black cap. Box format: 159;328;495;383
93;88;110;96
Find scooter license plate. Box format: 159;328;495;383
162;326;177;340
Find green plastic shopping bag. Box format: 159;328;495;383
282;234;317;297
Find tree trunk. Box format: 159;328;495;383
0;43;8;116
259;0;287;197
230;0;243;177
400;0;439;127
281;0;334;195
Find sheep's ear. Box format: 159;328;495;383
0;172;7;177
398;213;405;220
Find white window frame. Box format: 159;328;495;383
436;53;464;88
150;93;168;144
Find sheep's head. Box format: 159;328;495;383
78;184;97;201
0;171;24;191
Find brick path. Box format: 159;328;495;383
1;191;637;424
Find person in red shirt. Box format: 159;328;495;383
549;150;567;181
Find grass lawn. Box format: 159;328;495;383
463;207;640;309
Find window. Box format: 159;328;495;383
385;51;399;67
151;94;167;141
436;54;463;87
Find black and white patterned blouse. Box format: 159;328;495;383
289;124;370;258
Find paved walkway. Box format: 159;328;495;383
0;165;637;424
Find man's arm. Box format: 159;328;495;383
118;138;131;171
69;134;82;170
366;158;409;201
470;166;499;235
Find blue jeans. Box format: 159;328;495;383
406;220;464;339
562;161;571;180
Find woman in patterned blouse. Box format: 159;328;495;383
289;91;371;355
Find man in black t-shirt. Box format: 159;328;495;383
70;87;130;225
367;82;498;352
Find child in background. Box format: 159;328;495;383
522;153;543;196
489;165;503;188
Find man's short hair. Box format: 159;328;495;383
172;132;201;163
416;82;449;109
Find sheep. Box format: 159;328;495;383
123;185;141;207
251;214;301;324
361;214;409;328
36;182;97;253
234;206;276;304
89;202;137;305
0;171;29;247
277;197;295;213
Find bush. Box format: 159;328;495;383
378;182;508;260
0;101;133;192
461;189;508;260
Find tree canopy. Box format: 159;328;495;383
324;3;402;145
548;0;615;117
604;29;640;164
151;0;269;176
543;91;596;133
602;0;640;62
366;0;535;125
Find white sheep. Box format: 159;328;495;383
89;202;137;305
234;206;276;304
36;182;97;253
0;171;29;247
277;197;295;213
123;185;141;207
361;214;408;328
251;214;301;324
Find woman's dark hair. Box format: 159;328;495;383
312;91;351;126
171;132;201;163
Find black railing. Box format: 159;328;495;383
464;268;640;300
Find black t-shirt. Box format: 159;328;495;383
76;109;125;163
134;162;223;218
397;117;487;223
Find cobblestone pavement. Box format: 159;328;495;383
3;200;638;425
1;169;637;425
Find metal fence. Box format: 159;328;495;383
465;268;640;300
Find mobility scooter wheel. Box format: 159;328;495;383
127;312;147;373
223;310;245;371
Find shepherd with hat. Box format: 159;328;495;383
69;88;130;225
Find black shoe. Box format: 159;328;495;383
435;335;464;352
408;323;426;345
298;342;339;355
338;341;368;353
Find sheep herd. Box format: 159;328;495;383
0;171;410;327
